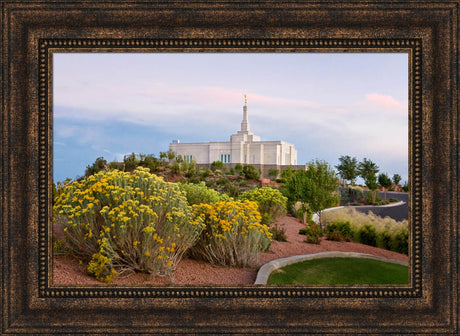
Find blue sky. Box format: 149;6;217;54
53;52;408;184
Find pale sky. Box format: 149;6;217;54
53;52;409;184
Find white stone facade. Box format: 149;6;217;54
169;102;297;166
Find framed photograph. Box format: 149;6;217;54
1;0;458;334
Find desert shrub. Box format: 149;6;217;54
242;165;260;180
189;200;272;267
170;162;181;176
357;224;377;246
234;163;243;175
141;154;162;173
179;182;229;206
390;229;409;254
325;221;352;241
269;225;287;242
292;201;313;224
377;230;392;250
299;223;323;244
239;187;287;224
53;167;204;282
85;157;107;176
210;160;225;172
268;168;279;180
198;167;210;179
321;207;408;254
340;185;364;204
123;153;140;172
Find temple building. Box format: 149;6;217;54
169;96;298;167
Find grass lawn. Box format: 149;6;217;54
267;257;408;285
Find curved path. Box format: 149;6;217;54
353;191;408;221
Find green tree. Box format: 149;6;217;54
85;157;107;176
167;149;176;162
392;173;402;186
378;173;392;200
159;151;168;166
335;155;359;185
359;158;379;204
123;153;139;172
358;158;379;180
280;165;293;182
282;160;339;227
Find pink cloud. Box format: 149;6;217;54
365;93;405;110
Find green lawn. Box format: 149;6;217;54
267;257;408;285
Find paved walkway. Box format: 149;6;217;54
354;191;408;221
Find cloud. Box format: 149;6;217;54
365;93;406;111
54;81;408;182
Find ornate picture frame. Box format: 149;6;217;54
1;1;458;334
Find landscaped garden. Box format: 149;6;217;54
52;153;409;285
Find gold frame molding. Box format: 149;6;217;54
1;1;458;334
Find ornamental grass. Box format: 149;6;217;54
189;200;272;267
321;207;409;254
53;167;204;282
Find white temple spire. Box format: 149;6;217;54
241;94;250;132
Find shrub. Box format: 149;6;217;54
299;223;323;244
292;201;313;223
268;168;279;180
123;153;140;172
85;157;107;176
365;190;381;204
321;207;408;254
342;185;364;204
390;229;409;254
269;225;287;242
325;221;353;241
179;182;229;206
189;200;272;267
357;224;377;246
198;167;210;179
141;154;162;173
389;198;399;203
242;165;260;180
53;167;204;282
239;187;287;224
377;230;392;250
210;160;225;172
234;163;243;175
170;162;181;176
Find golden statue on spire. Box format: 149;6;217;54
244;94;247;104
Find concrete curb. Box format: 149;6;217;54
254;251;408;285
349;200;406;208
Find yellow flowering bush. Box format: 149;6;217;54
54;167;204;282
239;186;287;224
189;200;272;267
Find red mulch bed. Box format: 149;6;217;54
53;215;408;286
